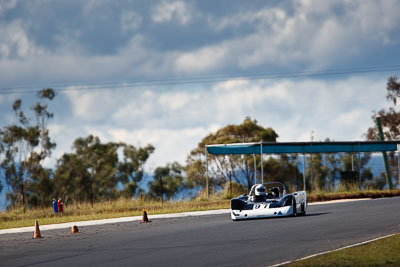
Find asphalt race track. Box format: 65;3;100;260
1;197;400;267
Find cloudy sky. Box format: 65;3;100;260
1;0;400;173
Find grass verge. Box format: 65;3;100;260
284;234;400;267
308;189;400;202
1;189;399;230
0;198;230;229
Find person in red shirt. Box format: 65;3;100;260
57;198;64;214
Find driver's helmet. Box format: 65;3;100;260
255;184;266;196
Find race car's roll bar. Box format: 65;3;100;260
249;182;287;197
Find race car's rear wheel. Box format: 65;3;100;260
299;203;306;216
292;198;297;216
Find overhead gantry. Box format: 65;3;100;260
204;141;400;198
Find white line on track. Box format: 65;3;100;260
0;209;231;235
268;233;397;267
308;198;371;205
0;198;374;235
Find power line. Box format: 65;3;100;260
1;65;400;95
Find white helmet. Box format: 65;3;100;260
255;184;266;196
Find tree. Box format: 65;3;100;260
385;76;400;106
0;89;56;209
337;152;373;189
53;135;154;205
186;117;279;194
263;155;301;192
366;76;400;141
26;167;54;207
0;142;3;195
53;153;91;203
365;108;400;141
149;162;183;202
118;143;155;198
306;153;329;192
365;75;400;188
72;135;120;205
324;152;341;191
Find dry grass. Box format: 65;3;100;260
1;189;400;230
0;198;230;229
308;189;400;202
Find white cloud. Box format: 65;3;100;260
0;1;398;88
195;0;400;71
121;11;142;32
174;45;228;73
0;1;398;171
106;126;214;169
210;7;286;32
43;123;85;168
334;109;364;128
0;20;35;59
0;0;18;16
159;91;200;111
348;0;400;44
52;75;389;168
83;0;113;15
152;1;191;25
64;87;122;121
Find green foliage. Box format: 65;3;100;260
149;162;184;201
72;135;120;203
221;181;246;199
365;75;400;188
186;117;279;193
53;153;92;203
26;167;54;207
363;173;387;190
0;88;56;209
53;135;155;205
118;143;155;198
386;76;400;105
307;153;329;191
263;155;300;191
4;76;398;210
1;88;155;209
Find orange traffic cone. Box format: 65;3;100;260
34;220;42;238
141;209;151;223
71;225;79;234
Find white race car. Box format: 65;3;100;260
231;182;307;221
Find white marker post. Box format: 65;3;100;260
260;142;264;184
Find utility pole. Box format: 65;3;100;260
205;147;209;200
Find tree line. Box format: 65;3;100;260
0;76;399;210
